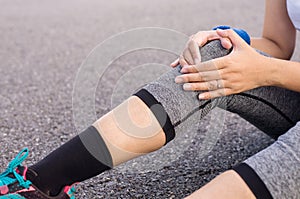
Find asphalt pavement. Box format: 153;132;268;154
0;0;299;198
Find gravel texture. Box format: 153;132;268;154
0;0;299;198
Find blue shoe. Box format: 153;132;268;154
0;148;76;199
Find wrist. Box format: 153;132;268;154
259;56;282;87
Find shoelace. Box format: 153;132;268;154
67;186;76;199
0;148;32;189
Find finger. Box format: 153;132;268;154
175;70;222;83
193;30;221;47
216;29;247;50
182;82;209;91
170;58;179;67
181;57;227;73
188;39;201;64
182;79;226;91
182;80;225;91
198;88;231;100
183;47;194;65
179;55;189;67
220;38;232;49
198;70;222;81
175;73;204;83
180;65;198;73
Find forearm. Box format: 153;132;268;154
251;0;296;60
251;37;294;60
263;56;300;93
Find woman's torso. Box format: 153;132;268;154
287;0;300;30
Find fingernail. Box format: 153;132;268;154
175;76;184;83
198;94;205;99
180;68;187;73
183;84;191;90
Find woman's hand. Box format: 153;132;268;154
175;29;274;100
170;30;232;67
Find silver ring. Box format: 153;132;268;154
217;80;221;89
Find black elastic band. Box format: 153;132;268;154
134;89;175;144
233;163;273;199
79;126;113;168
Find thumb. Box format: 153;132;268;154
216;29;248;50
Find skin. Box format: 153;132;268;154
185;170;255;199
171;0;298;198
93;96;166;166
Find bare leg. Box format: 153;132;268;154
186;170;255;199
93;96;166;166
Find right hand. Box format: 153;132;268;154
170;30;233;67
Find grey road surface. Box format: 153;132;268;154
0;0;299;198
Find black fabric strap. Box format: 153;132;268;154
134;89;175;144
233;163;273;199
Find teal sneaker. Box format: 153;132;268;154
0;148;76;199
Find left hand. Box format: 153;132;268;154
175;29;273;100
170;30;232;67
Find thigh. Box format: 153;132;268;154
219;86;300;139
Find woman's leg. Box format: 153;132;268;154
186;122;300;199
27;96;168;196
186;170;256;199
30;43;300;196
22;40;231;196
2;39;300;198
0;41;230;198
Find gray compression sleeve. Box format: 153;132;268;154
141;40;300;139
141;40;230;136
243;122;300;198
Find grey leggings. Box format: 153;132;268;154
135;40;300;199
